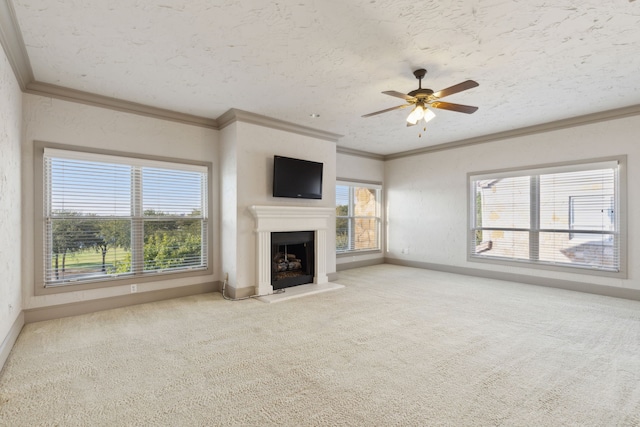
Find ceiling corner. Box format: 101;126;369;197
0;0;34;90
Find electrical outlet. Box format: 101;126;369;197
402;248;410;254
130;284;137;293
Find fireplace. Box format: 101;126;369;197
249;205;334;295
271;231;314;289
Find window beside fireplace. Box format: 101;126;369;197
336;180;382;254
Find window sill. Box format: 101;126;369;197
35;267;212;296
337;249;382;258
468;255;626;279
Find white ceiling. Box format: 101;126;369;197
8;0;640;155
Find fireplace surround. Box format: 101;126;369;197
249;205;334;295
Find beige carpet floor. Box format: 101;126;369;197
1;264;640;426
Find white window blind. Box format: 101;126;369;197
469;160;620;273
336;181;381;253
43;149;208;286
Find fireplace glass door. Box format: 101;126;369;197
271;231;315;290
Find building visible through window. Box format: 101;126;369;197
336;181;381;253
469;159;622;274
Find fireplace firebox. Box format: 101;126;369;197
271;231;315;290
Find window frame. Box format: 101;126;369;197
34;141;214;295
336;179;383;256
467;156;627;278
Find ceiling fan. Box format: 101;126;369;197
363;69;479;126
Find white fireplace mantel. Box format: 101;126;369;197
249;205;334;295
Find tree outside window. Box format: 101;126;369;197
44;149;208;286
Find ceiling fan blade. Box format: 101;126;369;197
430;101;478;114
432;80;479;99
362;104;412;118
382;90;417;102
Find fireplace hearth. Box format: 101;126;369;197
271;231;314;290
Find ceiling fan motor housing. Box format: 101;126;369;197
408;88;434;98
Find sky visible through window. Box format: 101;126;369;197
336;185;349;208
51;159;202;216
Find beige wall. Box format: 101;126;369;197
385;114;640;292
21;94;220;310
0;41;23;345
336;152;385;267
219;124;239;290
17;92;340;310
221;121;337;295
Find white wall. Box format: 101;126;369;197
385;115;640;292
0;43;23;344
336;152;384;183
336;151;385;267
221;121;337;294
21;94;220;310
219;124;238;289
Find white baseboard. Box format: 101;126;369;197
0;311;25;374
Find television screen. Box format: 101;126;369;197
273;155;323;199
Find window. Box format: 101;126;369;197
469;158;625;275
42;147;209;287
336;181;381;253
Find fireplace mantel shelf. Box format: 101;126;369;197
249;205;334;230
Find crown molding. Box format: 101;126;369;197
25;81;218;129
0;0;33;89
385;104;640;160
217;108;342;142
336;146;384;160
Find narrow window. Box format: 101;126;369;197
336;181;381;253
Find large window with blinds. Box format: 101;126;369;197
469;157;625;275
336;181;381;253
42;147;209;287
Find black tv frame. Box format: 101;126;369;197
272;155;323;200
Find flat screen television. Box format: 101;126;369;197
272;155;323;199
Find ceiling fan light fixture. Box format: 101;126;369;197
406;104;425;124
423;108;436;123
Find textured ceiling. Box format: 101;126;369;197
9;0;640;155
